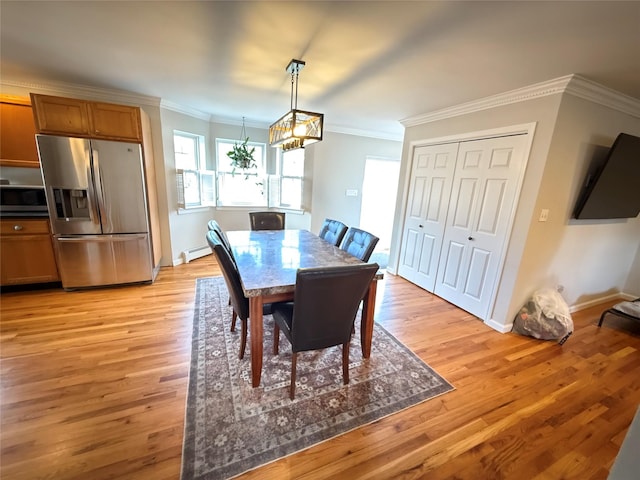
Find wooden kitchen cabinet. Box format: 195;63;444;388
30;94;142;142
0;95;40;168
0;218;60;286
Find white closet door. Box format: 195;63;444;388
434;134;527;319
397;143;459;291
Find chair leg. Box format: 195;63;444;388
290;352;297;400
273;323;280;355
598;310;610;327
231;310;237;332
342;341;350;384
239;319;247;359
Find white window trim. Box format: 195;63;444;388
215;138;268;208
174;131;215;211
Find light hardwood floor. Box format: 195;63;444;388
1;255;639;479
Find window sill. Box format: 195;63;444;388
177;206;213;215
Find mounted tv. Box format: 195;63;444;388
573;132;640;219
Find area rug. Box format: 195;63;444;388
181;276;454;480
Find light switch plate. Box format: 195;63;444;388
539;208;549;222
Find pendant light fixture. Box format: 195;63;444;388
269;59;324;151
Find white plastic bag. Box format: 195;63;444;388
513;288;573;344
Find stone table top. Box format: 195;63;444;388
226;229;368;297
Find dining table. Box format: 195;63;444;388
226;229;383;387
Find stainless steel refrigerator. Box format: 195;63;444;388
36;134;153;289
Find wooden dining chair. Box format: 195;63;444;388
318;218;348;247
340;227;379;262
206;231;271;358
271;263;379;399
249;211;285;231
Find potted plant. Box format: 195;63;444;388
227;136;257;177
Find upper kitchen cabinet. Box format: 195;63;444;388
30;94;142;142
0;95;40;168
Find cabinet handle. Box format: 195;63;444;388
13;225;23;231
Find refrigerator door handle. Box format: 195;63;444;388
91;146;110;232
56;234;148;242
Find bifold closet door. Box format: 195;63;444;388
434;134;527;320
397;143;459;291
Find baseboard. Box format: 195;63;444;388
569;292;635;313
485;318;514;334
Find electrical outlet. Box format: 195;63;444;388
346;189;358;197
539;209;549;222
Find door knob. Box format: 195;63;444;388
419;224;424;228
468;236;475;241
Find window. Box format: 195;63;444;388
216;139;267;207
277;148;305;210
174;131;215;209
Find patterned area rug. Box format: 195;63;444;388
181;276;454;480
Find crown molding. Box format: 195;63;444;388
208;114;269;130
401;74;640;127
160;99;212;121
324;124;404;142
563;75;640;118
1;78;161;107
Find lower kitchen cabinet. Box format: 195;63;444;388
0;218;60;286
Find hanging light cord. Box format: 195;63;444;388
240;116;247;140
290;64;299;111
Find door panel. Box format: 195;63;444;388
435;134;528;319
477;179;506;234
451;178;477;229
91;140;148;234
54;234;152;289
465;247;491;299
441;241;464;288
397;143;459;291
37;135;102;235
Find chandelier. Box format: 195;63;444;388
269;59;324;151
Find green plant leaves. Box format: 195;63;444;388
227;137;257;177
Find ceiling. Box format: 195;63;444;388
1;1;639;140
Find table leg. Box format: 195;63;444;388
360;280;378;358
249;296;264;387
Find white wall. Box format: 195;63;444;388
309;131;403;235
393;89;640;331
527;94;640;310
626;247;640;295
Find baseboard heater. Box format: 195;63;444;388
182;245;211;263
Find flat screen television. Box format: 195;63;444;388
573;132;640;219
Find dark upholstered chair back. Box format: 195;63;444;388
249;211;285;231
318;218;348;247
206;231;248;320
274;263;378;352
207;219;236;266
340;227;379;262
207;219;231;249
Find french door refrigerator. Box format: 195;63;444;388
36;135;153;289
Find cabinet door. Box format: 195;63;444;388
31;94;90;136
0;219;60;286
89;102;142;142
0;97;40;168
